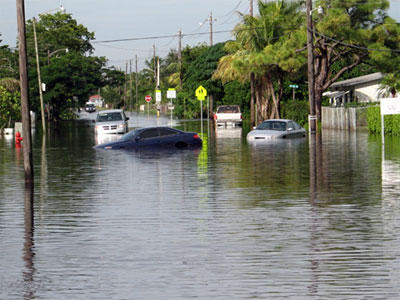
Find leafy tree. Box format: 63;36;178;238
301;0;400;120
0;79;20;129
214;0;305;123
24;12;107;121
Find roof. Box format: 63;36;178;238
89;94;101;100
330;72;383;89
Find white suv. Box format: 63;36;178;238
94;109;129;134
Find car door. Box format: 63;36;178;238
286;121;297;138
157;128;181;147
135;128;161;147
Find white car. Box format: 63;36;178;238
247;119;306;141
93;109;129;134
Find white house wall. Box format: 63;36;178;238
354;82;382;103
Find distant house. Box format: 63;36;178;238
324;72;385;106
88;94;104;107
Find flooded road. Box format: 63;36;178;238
1;112;400;299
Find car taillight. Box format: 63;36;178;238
240;114;242;119
194;134;200;139
213;114;217;120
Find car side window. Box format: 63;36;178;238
158;128;178;137
138;129;159;139
287;121;295;130
293;121;301;130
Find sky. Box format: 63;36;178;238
0;0;399;71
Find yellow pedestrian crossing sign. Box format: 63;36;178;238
195;85;207;101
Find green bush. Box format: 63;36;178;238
0;87;21;129
367;105;400;135
281;100;309;127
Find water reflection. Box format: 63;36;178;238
23;183;35;300
2;117;400;299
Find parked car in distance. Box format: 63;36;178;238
94;127;202;150
247;119;306;141
93;109;129;134
213;105;242;127
85;103;96;113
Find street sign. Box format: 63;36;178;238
145;95;152;102
167;88;176;99
195;85;207;101
155;90;161;103
381;98;400;115
289;84;299;88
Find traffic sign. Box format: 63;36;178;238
289;84;299;88
155;90;161;103
145;95;152;102
195;85;207;101
167;88;176;99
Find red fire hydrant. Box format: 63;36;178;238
15;131;23;146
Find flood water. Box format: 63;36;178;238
1;112;400;299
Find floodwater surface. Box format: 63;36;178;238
1;112;400;299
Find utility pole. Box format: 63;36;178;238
16;0;34;183
124;62;128;108
135;54;138;108
32;18;46;133
178;29;182;89
249;1;255;126
209;12;216;46
306;0;317;133
153;45;157;84
130;60;133;111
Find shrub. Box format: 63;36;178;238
367;105;400;135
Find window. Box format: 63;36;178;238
158;128;178;137
138;129;159;139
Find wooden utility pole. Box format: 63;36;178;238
135;55;138;108
178;29;182;89
209;12;216;46
32;18;46;133
16;0;34;183
129;59;133;111
249;1;255;126
306;0;317;133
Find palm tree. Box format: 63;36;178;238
214;0;304;123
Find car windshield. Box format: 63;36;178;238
217;106;239;113
121;129;141;141
97;112;123;122
257;121;287;131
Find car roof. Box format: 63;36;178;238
262;119;293;123
98;109;124;114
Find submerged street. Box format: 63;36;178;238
1;112;400;299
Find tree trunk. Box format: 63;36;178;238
250;73;255;127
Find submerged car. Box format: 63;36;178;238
247;119;306;141
93;109;129;134
94;127;202;150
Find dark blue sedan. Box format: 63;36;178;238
94;127;202;150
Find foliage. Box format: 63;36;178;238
280;100;309;127
24;12;107;121
0;85;21;129
367;105;400;135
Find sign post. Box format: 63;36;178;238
195;85;207;136
145;95;151;115
289;84;299;101
167;88;176;121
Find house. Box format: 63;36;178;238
324;72;385;106
88;94;104;107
